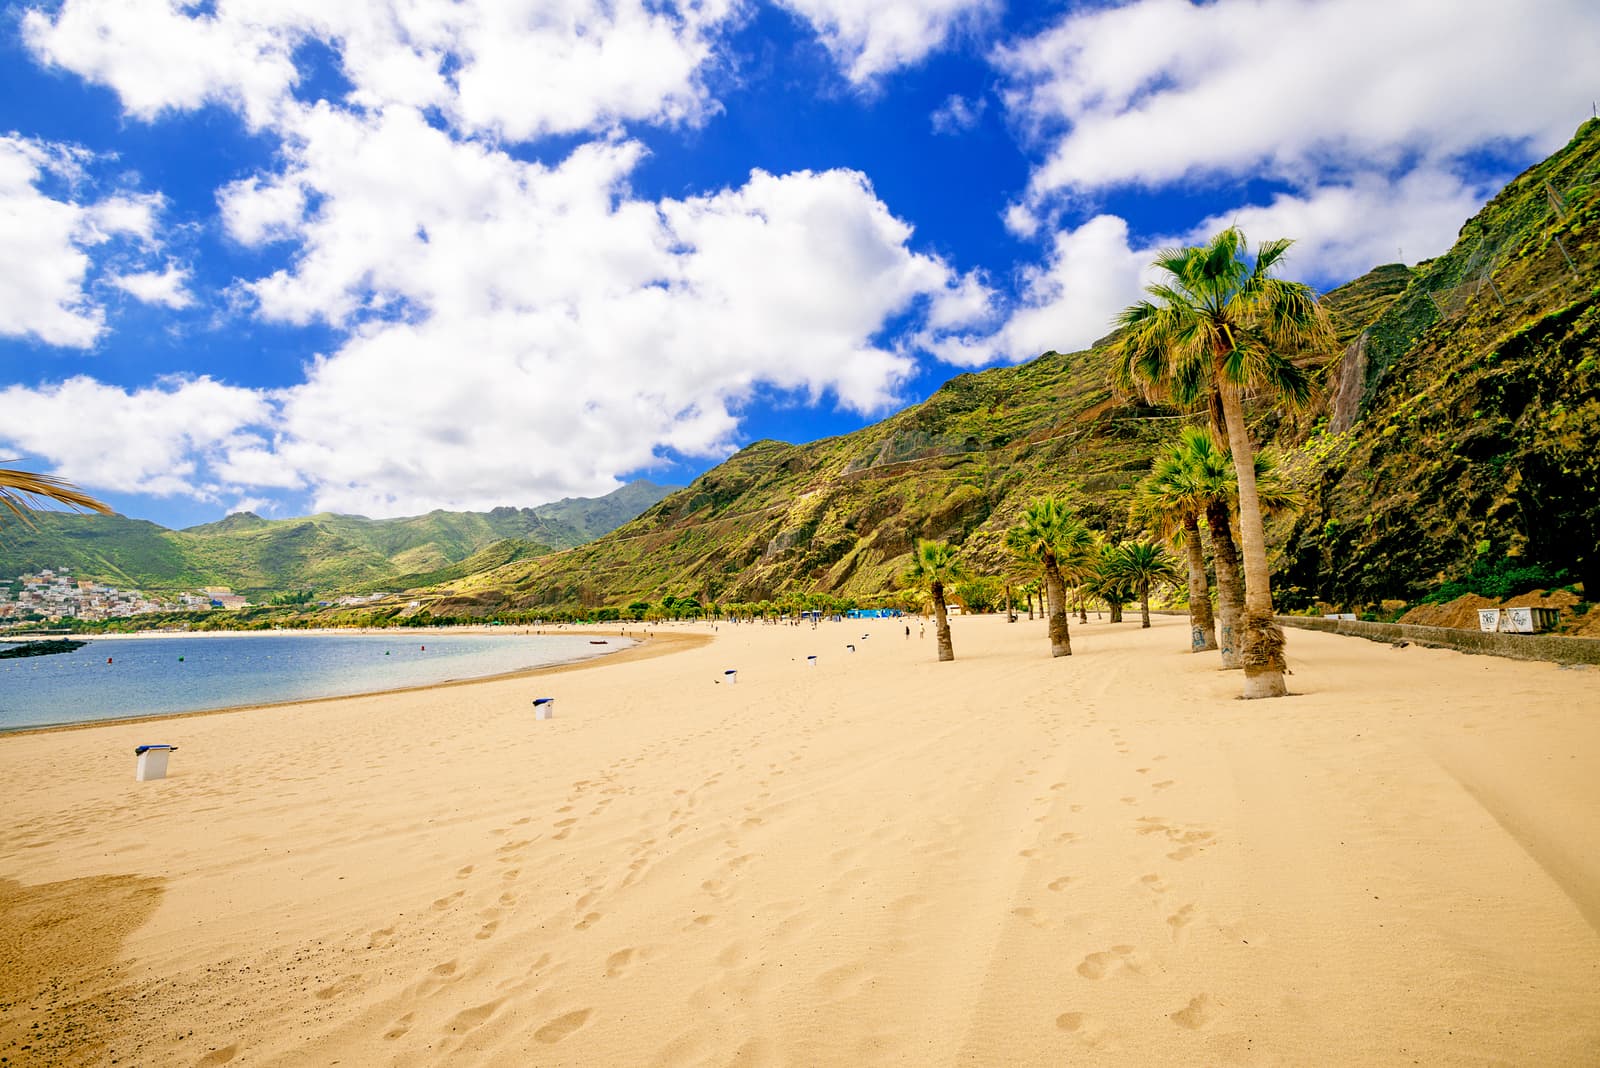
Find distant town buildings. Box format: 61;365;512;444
0;568;228;622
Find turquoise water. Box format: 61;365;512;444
0;632;630;731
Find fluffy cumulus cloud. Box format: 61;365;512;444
0;135;170;347
777;0;998;83
24;0;737;139
239;120;978;514
997;0;1597;199
0;376;278;498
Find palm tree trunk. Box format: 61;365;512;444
932;580;954;662
1205;500;1244;669
1109;600;1122;624
1181;512;1218;652
1139;579;1151;628
1218;383;1287;697
1043;559;1071;657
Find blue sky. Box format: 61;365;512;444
1;0;1593;529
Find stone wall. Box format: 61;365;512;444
1277;615;1600;666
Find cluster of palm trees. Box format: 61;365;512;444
906;505;1181;665
907;227;1332;701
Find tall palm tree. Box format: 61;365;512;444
905;538;965;662
1114;227;1334;698
0;466;113;525
1135;432;1217;653
1104;540;1182;628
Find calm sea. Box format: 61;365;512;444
0;631;630;732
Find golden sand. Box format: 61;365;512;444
2;615;1597;1065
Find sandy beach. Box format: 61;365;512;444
2;614;1597;1066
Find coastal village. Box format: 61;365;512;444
0;568;229;623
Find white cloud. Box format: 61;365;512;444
778;0;998;83
930;93;985;135
110;264;195;309
0;136;172;348
997;0;1599;200
24;0;740;140
0;376;276;498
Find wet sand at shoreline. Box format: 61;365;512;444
2;615;1596;1065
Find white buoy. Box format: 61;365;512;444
135;744;177;781
724;669;738;684
533;697;556;720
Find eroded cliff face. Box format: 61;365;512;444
1275;120;1600;606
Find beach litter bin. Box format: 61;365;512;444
533;697;556;720
1503;606;1559;633
1477;609;1502;632
807;655;817;668
846;644;855;653
135;744;177;781
724;669;738;684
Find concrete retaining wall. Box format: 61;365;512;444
1276;615;1600;666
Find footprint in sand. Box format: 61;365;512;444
1153;780;1175;791
1167;904;1195;941
816;961;871;998
475;919;500;940
535;1009;594;1044
574;912;602;930
432;890;463;910
384;1012;414;1041
449;998;502;1032
431;960;459;977
605;948;639;977
1170;993;1215;1030
456;865;475;879
1047;876;1074;891
1076;945;1144;980
315;975;362;1000
196;1044;238;1067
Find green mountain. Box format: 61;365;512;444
414;121;1598;616
0;480;676;596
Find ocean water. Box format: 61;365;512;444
0;631;631;732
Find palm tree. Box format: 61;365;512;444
1085;544;1133;623
1114;228;1334;698
905;539;965;662
1135;433;1217;653
1009;498;1094;658
1104;540;1182;628
0;466;113;525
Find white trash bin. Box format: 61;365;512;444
1477;609;1502;632
724;669;738;684
533;697;556;720
806;655;817;668
135;744;177;781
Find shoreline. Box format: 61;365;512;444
0;628;709;740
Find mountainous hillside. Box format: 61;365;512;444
0;480;675;596
1276;118;1600;605
415;121;1597;617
